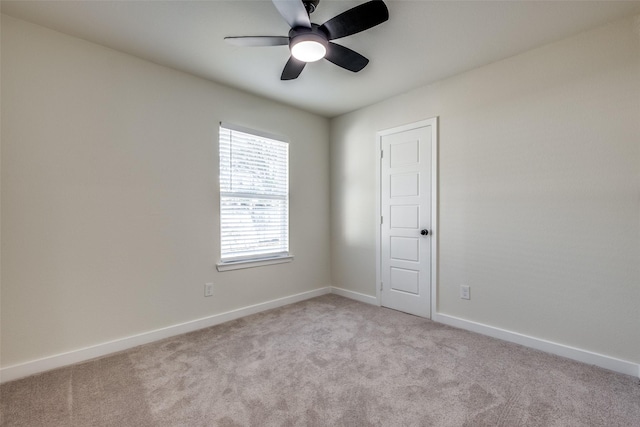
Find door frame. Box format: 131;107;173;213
375;117;438;318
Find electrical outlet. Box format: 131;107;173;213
460;285;470;300
204;283;214;297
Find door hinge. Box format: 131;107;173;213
380;215;384;225
380;282;383;291
380;150;384;159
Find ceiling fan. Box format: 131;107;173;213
224;0;389;80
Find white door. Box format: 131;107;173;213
379;119;436;318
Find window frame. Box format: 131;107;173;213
216;122;293;272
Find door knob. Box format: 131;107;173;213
421;229;429;236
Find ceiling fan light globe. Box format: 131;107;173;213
290;32;328;62
292;40;326;62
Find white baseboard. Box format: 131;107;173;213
331;286;379;305
433;313;640;378
0;287;331;384
327;289;639;378
4;288;636;384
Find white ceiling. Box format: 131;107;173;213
2;0;640;117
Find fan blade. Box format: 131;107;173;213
272;0;311;29
319;0;389;40
325;42;369;72
281;56;306;80
224;36;289;47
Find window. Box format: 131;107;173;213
217;123;291;271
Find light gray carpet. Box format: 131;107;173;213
1;294;639;426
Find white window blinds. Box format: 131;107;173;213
219;123;289;262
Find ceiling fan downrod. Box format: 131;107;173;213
303;0;320;15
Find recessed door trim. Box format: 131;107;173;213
375;117;438;318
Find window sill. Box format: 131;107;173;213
216;255;294;272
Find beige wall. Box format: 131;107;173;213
1;15;331;367
331;16;640;363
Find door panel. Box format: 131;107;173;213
390;237;419;261
390;205;419;229
380;123;433;318
390;173;419;197
390;140;419;167
390;267;419;294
